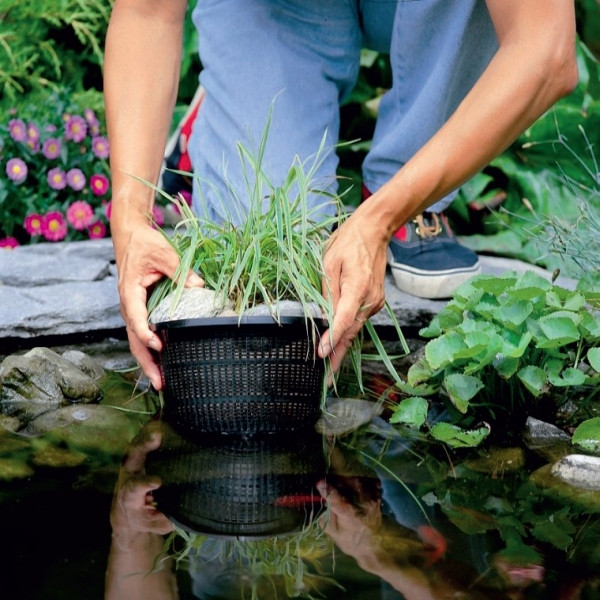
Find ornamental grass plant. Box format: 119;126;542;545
147;115;407;391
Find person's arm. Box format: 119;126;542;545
105;430;177;600
104;0;203;390
319;0;578;371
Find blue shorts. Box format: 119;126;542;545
188;0;498;223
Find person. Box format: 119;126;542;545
103;0;578;391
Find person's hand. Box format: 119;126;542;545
316;476;424;574
113;221;204;390
318;207;389;375
110;424;174;548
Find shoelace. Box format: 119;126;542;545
414;212;442;238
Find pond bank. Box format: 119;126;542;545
0;237;577;355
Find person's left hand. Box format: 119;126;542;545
110;424;174;548
318;207;389;375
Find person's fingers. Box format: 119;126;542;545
123;430;162;473
318;221;386;372
116;226;203;388
127;328;163;390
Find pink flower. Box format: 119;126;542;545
91;135;109;159
0;237;19;249
42;137;62;160
6;158;28;183
65;115;88;143
104;200;112;221
88;220;107;239
66;168;86;191
66;201;94;230
26;122;40;143
41;211;68;242
83;108;96;123
47;167;67;190
152;205;165;227
8;119;26;142
90;173;109;196
24;213;44;236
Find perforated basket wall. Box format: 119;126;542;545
151;316;327;436
146;433;326;538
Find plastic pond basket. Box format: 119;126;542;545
146;430;327;538
151;315;327;437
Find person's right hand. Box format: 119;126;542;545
114;222;204;390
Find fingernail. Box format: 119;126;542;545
320;342;331;357
148;336;160;351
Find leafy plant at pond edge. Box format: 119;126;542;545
391;270;600;448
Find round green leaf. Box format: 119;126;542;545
444;373;484;413
389;396;428;428
572;417;600;453
517;365;548;397
588;347;600;373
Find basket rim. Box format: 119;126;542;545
150;314;328;332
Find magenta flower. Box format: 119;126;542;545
6;158;28;183
66;168;86;191
0;237;19;249
65;115;88;143
47;167;67;190
90;173;109;196
9;119;27;142
24;213;44;236
88;220;107;239
152;205;165;227
104;200;112;220
91;135;109;159
41;211;68;242
66;201;94;230
42;137;62;160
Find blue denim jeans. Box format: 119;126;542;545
189;0;498;224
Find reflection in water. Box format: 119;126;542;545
104;409;542;600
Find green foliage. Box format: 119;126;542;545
453;39;600;287
0;0;111;101
391;270;600;448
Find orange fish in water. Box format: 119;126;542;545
416;525;447;566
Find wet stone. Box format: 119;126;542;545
551;454;600;491
0;347;102;425
21;404;141;457
464;447;526;476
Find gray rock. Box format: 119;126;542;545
315;398;383;436
61;350;106;380
21;404;140;456
149;287;234;323
523;416;572;462
243;301;323;320
551;454;600;490
0;347;102;424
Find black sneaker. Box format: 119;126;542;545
387;212;480;299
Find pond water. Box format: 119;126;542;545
1;348;600;600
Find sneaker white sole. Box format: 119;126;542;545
387;248;481;299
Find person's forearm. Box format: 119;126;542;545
105;530;178;600
104;0;187;261
359;0;578;239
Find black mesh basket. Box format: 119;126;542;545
151;315;327;437
146;427;327;538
